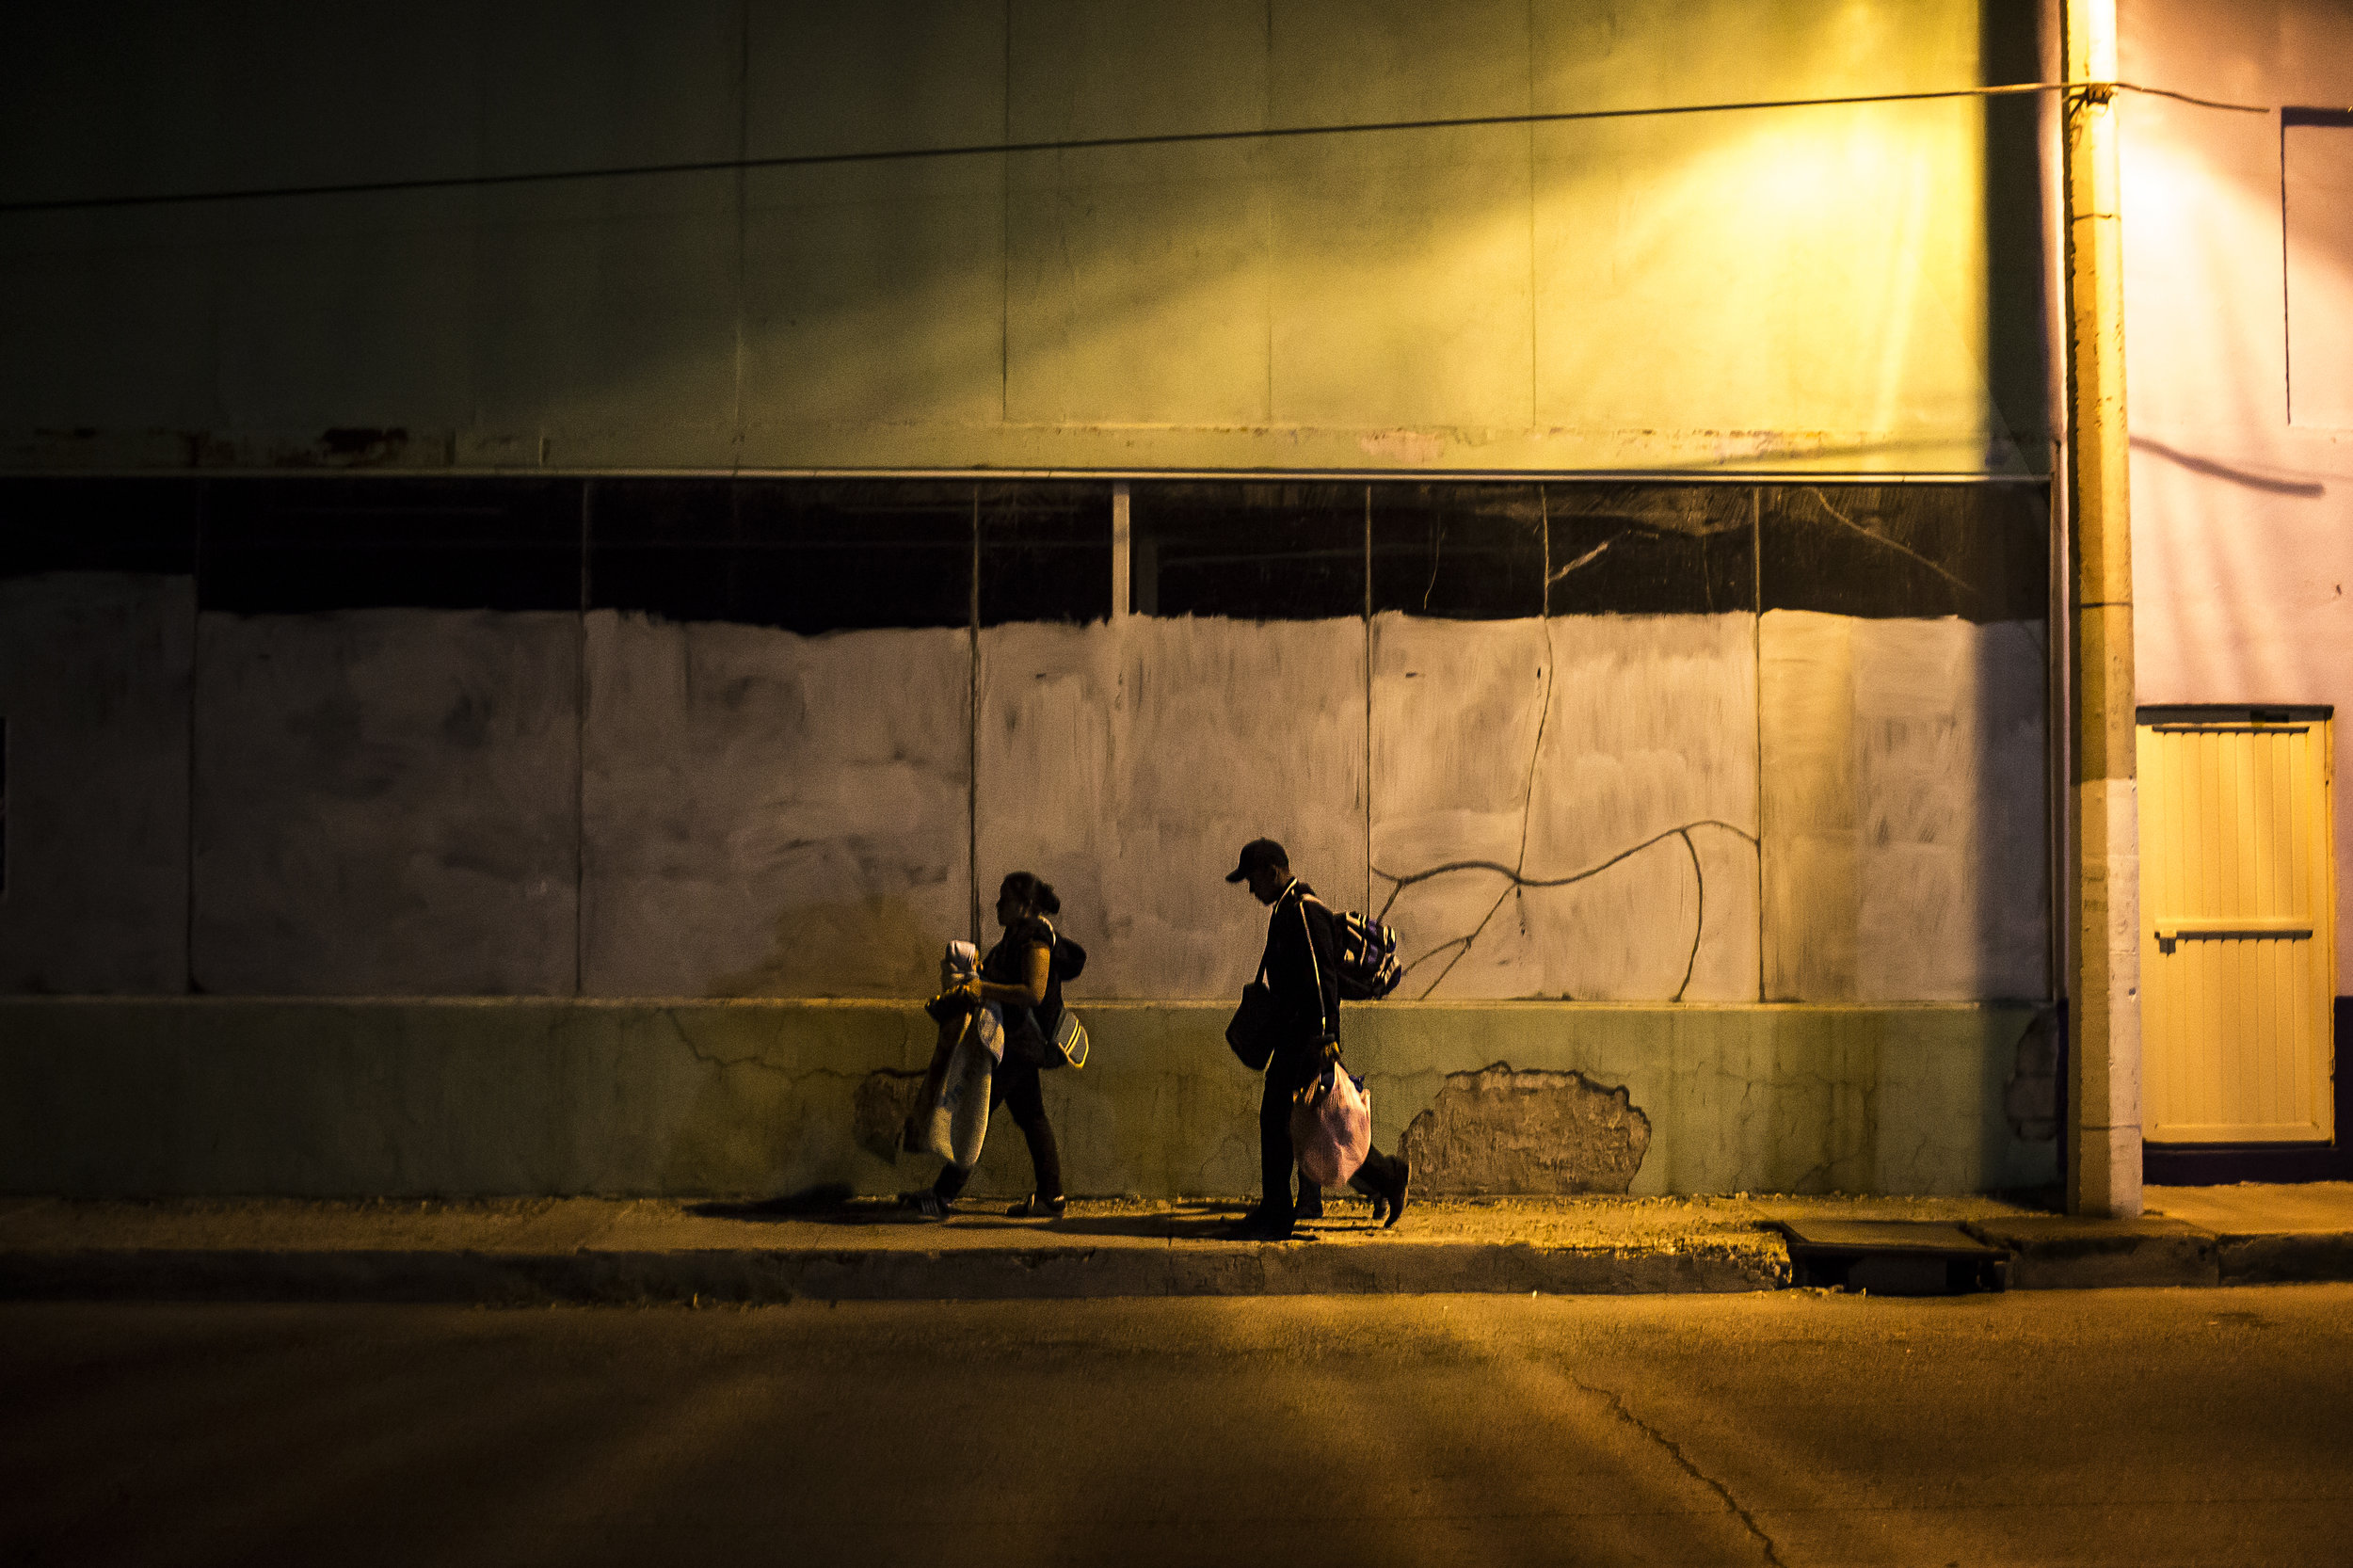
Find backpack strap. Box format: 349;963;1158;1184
1294;889;1337;1044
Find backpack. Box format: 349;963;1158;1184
1321;904;1402;1001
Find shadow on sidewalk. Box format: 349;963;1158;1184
679;1192;1378;1240
685;1187;868;1224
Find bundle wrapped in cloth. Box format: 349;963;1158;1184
913;940;1000;1167
918;999;1000;1167
1289;1064;1372;1188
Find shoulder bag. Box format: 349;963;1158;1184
1226;974;1278;1071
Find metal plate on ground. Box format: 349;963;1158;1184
1775;1220;2010;1295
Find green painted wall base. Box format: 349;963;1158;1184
0;1000;2057;1199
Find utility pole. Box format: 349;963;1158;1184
2062;0;2142;1216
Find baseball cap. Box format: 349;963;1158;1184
1225;837;1289;883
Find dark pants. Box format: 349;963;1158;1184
934;1059;1063;1202
1258;1054;1404;1219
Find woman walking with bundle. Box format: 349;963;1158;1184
902;872;1082;1219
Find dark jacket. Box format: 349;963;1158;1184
1257;878;1340;1068
985;915;1083;1069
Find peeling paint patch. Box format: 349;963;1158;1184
853;1069;927;1164
1401;1063;1650;1194
317;426;410;462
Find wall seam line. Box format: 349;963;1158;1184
576;481;591;998
1753;484;1766;1003
185;480;205;994
1000;0;1013;423
970;487;983;944
731;0;750;459
1527;0;1538;426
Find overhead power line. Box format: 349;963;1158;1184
0;78;2273;217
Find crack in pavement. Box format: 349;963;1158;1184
1572;1373;1787;1567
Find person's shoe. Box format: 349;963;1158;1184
899;1190;951;1220
1006;1192;1066;1219
1379;1162;1409;1229
1293;1190;1325;1222
1224;1207;1294;1241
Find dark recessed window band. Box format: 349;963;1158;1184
0;475;2054;628
1757;483;2047;622
198;477;584;613
0;479;201;576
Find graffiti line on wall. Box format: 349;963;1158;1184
1801;488;1978;605
1799;488;2044;650
1378;585;1759;1002
1374;819;1759;1001
1546;536;1615;584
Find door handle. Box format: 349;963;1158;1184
2153;917;2313;953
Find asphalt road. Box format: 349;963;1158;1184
4;1287;2351;1568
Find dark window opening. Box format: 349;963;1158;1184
1758;483;2047;621
980;483;1112;627
593;479;974;633
0;479;200;578
1371;484;1546;620
201;477;582;613
1545;484;1755;616
1128;482;1365;620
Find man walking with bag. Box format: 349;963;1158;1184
1225;838;1410;1240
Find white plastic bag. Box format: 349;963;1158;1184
922;1003;1002;1168
1289;1064;1371;1188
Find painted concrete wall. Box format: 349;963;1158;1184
0;574;191;994
3;585;2048;1006
2120;0;2353;976
193;610;581;995
583;613;973;998
0;999;2057;1199
1761;610;2049;1000
0;1;2044;475
0;470;2055;1195
1374;612;1761;1000
978;616;1368;999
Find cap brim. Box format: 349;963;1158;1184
1224;866;1248;883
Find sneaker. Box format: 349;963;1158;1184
899;1190;951;1220
1006;1192;1066;1219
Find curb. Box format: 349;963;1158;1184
2218;1233;2353;1286
1964;1217;2221;1289
0;1240;1790;1305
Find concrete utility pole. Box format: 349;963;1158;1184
2061;0;2142;1216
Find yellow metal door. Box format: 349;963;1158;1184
2138;709;2337;1144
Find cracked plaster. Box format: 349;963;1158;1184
1401;1064;1653;1195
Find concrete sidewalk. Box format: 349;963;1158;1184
2;1185;2348;1304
